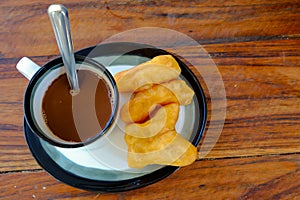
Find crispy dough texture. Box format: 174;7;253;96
125;130;197;168
120;83;178;123
114;55;181;92
117;55;197;168
120;80;194;123
125;103;179;138
161;80;195;105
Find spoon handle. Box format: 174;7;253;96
48;4;80;94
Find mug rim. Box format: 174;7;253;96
24;54;119;148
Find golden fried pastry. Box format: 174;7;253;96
125;103;179;138
161;80;195;105
149;54;180;69
114;55;181;92
116;55;198;168
125;130;197;168
120;84;178;123
120;80;194;123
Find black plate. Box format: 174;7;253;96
24;42;207;192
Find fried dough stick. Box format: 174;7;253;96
125;130;197;168
121;80;194;123
114;55;181;92
125;103;179;138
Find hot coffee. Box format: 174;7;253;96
42;69;112;142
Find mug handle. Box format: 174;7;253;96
16;57;41;80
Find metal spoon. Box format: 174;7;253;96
48;4;80;95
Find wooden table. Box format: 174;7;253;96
1;0;300;199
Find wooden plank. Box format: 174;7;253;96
0;38;299;171
0;0;299;58
201;38;300;158
0;130;40;171
0;154;299;199
1;0;300;199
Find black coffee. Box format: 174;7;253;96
42;70;112;142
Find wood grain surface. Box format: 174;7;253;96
0;0;299;199
1;154;300;199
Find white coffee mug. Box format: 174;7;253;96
16;55;119;148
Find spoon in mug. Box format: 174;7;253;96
48;4;80;95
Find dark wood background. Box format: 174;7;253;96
0;0;299;199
